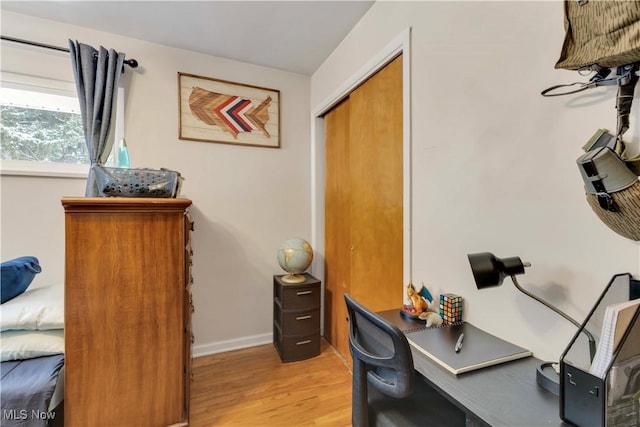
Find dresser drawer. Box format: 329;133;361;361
281;308;320;336
279;285;320;311
278;333;321;362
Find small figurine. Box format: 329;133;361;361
419;311;444;327
407;281;429;314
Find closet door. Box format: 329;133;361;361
324;98;352;361
324;54;403;361
348;54;403;308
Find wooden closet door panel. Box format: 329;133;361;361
64;209;185;427
324;55;403;361
348;54;403;311
324;99;352;363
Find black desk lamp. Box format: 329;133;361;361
467;252;596;396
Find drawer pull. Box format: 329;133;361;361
296;315;312;320
296;340;312;346
296;290;312;296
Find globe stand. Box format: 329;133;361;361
281;273;306;284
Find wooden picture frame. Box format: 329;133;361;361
178;72;280;148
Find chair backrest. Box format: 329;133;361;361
345;293;415;426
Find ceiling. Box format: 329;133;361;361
1;1;374;75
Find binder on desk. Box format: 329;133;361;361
589;298;640;379
406;321;532;375
560;273;640;427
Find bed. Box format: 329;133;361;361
1;257;65;427
1;354;65;426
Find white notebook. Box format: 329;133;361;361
406;321;532;375
589;299;640;379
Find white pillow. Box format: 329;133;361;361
1;285;64;331
1;329;64;361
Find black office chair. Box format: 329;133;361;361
345;293;466;427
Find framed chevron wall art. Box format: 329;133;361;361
178;72;280;148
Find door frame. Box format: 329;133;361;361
310;28;412;334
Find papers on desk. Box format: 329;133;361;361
406;322;532;375
589;298;640;379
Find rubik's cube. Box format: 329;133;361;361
439;294;463;323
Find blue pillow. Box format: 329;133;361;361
1;256;42;304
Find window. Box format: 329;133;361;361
1;86;88;164
0;71;123;178
0;71;88;177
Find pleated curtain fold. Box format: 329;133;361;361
68;40;125;197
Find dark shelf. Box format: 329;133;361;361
273;274;321;363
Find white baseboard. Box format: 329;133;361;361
192;332;273;358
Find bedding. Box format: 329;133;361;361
1;330;64;362
1;354;64;427
0;258;65;426
1;257;42;304
1;285;64;331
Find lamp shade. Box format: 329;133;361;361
467;252;526;289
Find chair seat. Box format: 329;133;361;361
368;375;466;427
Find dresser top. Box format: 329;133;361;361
61;197;192;211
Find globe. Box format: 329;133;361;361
277;238;313;283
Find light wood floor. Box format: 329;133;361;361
189;339;353;426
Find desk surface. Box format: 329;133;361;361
377;310;568;427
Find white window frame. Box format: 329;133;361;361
0;71;123;178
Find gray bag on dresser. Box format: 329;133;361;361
93;166;183;198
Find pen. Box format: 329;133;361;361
454;333;464;353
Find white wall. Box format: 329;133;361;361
311;1;640;362
0;11;312;355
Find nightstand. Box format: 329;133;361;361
273;274;321;362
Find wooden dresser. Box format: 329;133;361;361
62;197;193;427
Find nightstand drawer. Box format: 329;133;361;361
278;333;320;362
281;308;320;336
279;285;320;311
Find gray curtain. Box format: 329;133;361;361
69;40;125;197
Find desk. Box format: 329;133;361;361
377;310;568;427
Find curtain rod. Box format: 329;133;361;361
1;35;139;69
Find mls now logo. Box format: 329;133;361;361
3;409;56;421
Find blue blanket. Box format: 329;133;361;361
1;355;64;427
